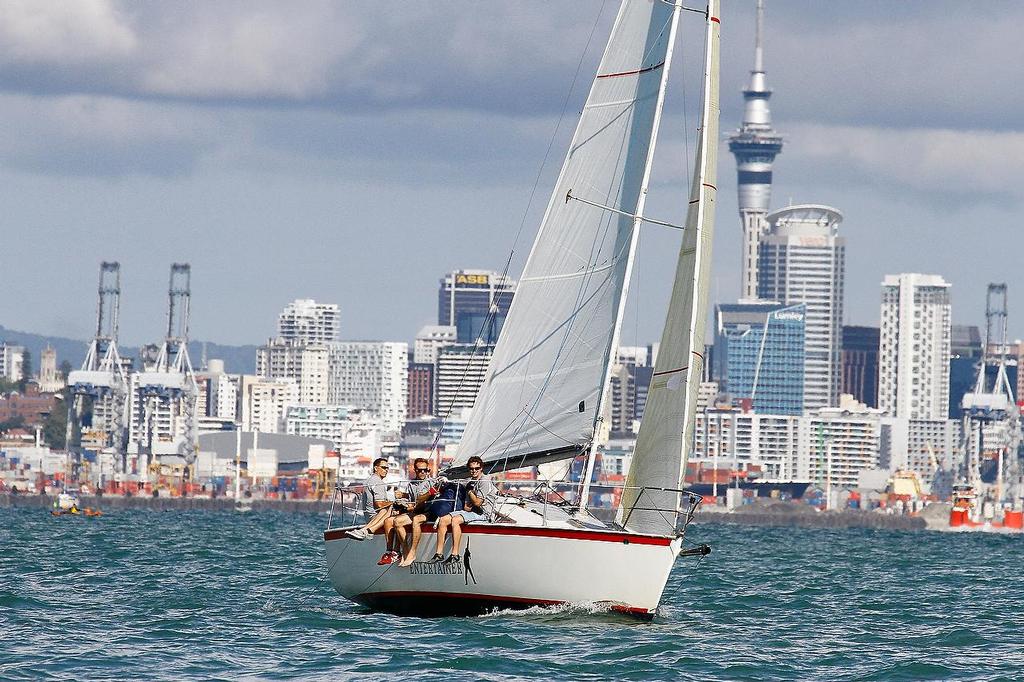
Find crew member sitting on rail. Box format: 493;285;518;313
346;458;407;565
391;457;443;567
428;456;496;564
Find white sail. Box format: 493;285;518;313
454;0;680;472
621;1;720;535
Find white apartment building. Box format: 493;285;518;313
694;409;802;480
435;344;493;415
328;342;408;433
414;325;457;365
277;299;340;345
0;343;25;382
878;273;951;420
759;205;845;411
256;341;329;405
239;375;298;433
799;398;883;488
285;404;381;452
880;417;961;491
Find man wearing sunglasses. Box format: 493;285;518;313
346;458;405;560
428;455;496;565
391;457;442;567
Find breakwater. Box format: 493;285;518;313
697;501;927;531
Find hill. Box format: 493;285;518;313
0;325;257;375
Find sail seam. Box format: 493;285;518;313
596;61;665;79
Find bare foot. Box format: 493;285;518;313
398;555;415;567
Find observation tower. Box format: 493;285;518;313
728;0;783;300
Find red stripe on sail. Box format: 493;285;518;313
597;61;665;79
710;17;720;24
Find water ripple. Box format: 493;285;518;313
2;508;1023;680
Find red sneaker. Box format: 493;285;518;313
377;552;396;565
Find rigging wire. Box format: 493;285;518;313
430;0;609;468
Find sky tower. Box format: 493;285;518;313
729;0;783;300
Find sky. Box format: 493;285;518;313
1;0;1022;350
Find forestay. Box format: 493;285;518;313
621;0;720;535
453;0;678;472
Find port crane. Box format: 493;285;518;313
65;262;130;474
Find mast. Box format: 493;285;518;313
579;2;682;509
621;0;720;534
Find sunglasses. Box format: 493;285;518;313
376;464;389;469
415;468;430;473
468;466;483;471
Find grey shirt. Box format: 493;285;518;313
362;472;393;511
465;475;497;518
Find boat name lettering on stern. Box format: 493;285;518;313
409;562;464;576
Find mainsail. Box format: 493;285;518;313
454;0;680;472
621;1;720;535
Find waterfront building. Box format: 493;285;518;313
693;407;801;481
438;270;516;344
413;325;456;365
435;344;493;415
880;417;961;493
407;362;434;419
238;375;298;434
878;274;951;420
256;340;329;405
759;205;845;411
285;404;378;450
714;301;805;415
799;396;883;489
841;326;879;409
728;0;783;300
277;299;340;345
0;343;26;382
327;342;408;433
194;359;239;428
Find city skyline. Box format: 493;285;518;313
1;1;1022;348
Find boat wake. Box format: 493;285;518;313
479;601;633;622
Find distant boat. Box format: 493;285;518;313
323;0;720;617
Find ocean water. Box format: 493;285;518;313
2;507;1022;681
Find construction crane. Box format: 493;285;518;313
134;264;199;469
66;262;130;477
959;284;1021;503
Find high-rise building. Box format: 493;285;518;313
277;299;340;345
438;270;515;344
413;325;457;365
0;343;26;382
435;344;493;415
841;326;879;408
256;340;329;405
878;274;952;420
949;325;982;418
327;342;408;433
238;375;299;433
728;0;783;300
800;398;883;489
758;205;845;410
407;362;434;419
715;301;806;415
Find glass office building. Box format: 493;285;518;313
716;301;806;415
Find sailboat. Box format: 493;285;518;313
323;0;719;618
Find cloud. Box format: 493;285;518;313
787;124;1024;206
0;0;135;63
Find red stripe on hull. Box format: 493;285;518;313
324;524;673;546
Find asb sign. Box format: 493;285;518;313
455;273;490;287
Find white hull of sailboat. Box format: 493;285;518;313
323;524;682;618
